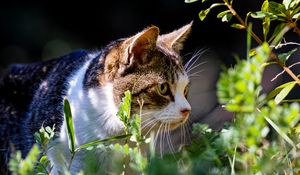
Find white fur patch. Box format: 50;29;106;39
48;58;124;174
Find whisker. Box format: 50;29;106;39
167;123;176;155
144;121;159;136
154;124;163;158
187;61;207;74
184;49;207;71
141;119;157;131
185;48;208;72
188;70;205;77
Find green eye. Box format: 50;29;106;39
158;83;169;95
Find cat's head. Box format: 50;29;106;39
103;22;192;132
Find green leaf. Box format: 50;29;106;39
199;9;210;21
269;1;286;15
64;98;76;153
283;0;292;9
293;12;300;19
217;10;231;18
230;23;245;29
184;0;198;3
261;61;277;67
267;81;296;100
261;0;269;12
250;11;277;19
274;81;296;104
221;13;232;22
75;134;131;152
117;90;132;133
264;116;296;148
268;23;286;44
277;48;297;64
263;17;270;40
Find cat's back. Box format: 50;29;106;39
0;50;90;118
0;50;94;174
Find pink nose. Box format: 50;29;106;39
181;109;191;118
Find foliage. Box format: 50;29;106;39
8;0;300;174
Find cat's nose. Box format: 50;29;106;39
181;109;191;118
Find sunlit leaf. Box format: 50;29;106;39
230;23;245;29
283;0;292;9
293;12;300;19
75;134;132;152
222;13;232;22
64;98;76;153
217;10;230;18
199;9;210;21
274;81;296;104
184;0;198;3
264;116;296;148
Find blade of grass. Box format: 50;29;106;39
64;98;76;154
75;134;132;152
264;116;296;149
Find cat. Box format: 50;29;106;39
0;22;193;174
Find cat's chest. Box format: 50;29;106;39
59;60;124;145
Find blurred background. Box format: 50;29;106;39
1;0;299;129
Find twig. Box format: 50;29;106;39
290;22;300;37
221;0;300;86
271;62;300;82
223;0;263;44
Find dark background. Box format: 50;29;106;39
0;0;264;69
1;0;299;99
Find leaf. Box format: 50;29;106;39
277;48;297;64
261;61;277;67
264;116;296;148
250;11;267;18
267;81;296;100
230;23;245;29
250;11;277;19
75;134;132;152
293;12;300;19
263;17;270;40
269;1;286;15
184;0;198;3
261;0;269;12
283;0;292;9
199;9;210;21
274;81;296;104
117;90;132;133
222;13;232;22
268;23;286;44
217;10;231;18
64;98;76;153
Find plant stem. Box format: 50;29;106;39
68;153;75;171
223;0;262;44
290;22;300;36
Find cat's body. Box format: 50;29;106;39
0;23;194;174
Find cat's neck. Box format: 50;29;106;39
60;57;124;145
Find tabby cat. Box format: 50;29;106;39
0;22;192;174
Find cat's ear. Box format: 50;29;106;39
159;21;193;53
124;26;159;65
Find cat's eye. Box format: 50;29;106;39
157;83;169;95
